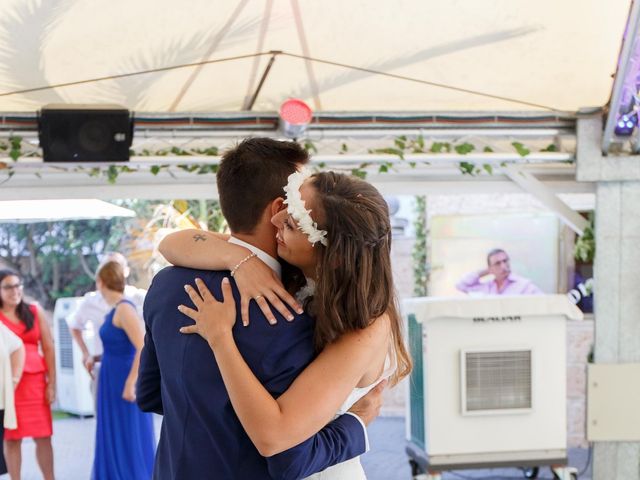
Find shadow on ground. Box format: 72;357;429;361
16;415;591;480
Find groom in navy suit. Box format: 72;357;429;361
137;138;379;479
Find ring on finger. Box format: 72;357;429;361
254;294;264;300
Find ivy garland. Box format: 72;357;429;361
0;137;220;185
0;135;562;184
412;195;429;297
0;134;587;290
574;213;595;263
366;135;560;178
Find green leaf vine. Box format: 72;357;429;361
574;213;595;263
0;136;563;184
412;196;429;296
365;136;559;177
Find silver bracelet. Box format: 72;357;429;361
230;252;257;277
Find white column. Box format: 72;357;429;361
578;113;640;479
593;182;640;479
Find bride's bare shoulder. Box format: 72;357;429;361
338;313;390;348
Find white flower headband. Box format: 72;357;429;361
282;168;328;246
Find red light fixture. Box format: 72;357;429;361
278;98;313;139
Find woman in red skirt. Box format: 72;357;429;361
0;270;55;480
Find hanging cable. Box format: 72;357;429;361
280;52;561;112
576;444;593;478
0;52;273;97
0;49;562;112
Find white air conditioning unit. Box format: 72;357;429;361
403;295;582;478
53;297;94;416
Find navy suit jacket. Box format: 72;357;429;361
137;266;367;480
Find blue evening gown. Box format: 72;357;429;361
92;300;155;480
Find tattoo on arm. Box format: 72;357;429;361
193;234;207;242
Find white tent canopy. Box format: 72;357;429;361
0;0;630;113
0;0;627;220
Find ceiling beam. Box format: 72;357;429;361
502;163;589;235
0;162;592;201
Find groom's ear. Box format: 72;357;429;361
270;197;285;216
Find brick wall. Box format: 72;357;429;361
566;318;594;447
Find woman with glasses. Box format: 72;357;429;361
0;270;56;480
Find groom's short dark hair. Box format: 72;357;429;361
217;137;309;233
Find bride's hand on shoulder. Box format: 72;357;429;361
179;278;236;348
231;256;303;326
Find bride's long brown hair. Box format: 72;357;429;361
305;172;411;385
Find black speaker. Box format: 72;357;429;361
38;104;133;162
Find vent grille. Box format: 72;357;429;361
57;318;74;370
464;350;531;412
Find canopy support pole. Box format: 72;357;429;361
245;52;280;111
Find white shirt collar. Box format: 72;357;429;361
228;236;282;278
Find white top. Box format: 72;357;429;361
304;348;396;480
67;285;146;355
0;323;23;428
337;351;397;416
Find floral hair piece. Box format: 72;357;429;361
282;168;328;246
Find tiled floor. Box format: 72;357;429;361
362;418;591;480
15;415;591;480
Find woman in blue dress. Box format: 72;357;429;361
91;260;155;480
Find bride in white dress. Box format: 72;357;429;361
160;169;410;479
303;351;397;480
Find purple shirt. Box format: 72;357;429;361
456;271;543;296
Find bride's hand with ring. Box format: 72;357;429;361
230;255;303;326
179;278;236;348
